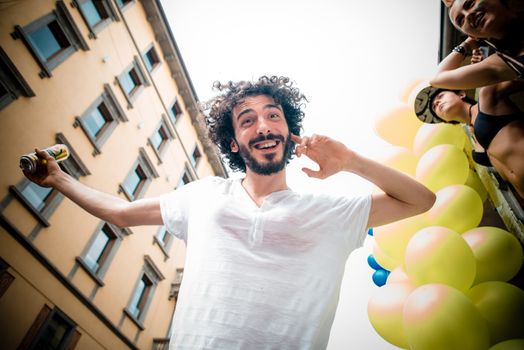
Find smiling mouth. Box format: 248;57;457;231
253;140;280;151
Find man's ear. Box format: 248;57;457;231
231;139;239;153
459;91;467;99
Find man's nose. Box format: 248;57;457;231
256;118;271;134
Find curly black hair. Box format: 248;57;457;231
204;75;307;173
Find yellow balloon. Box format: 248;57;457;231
375;146;418;176
465;168;488;203
412;123;467;157
373;103;423;149
368;283;416;349
489;339;524;350
387;266;413;285
426;185;483;233
374;213;428;263
405;226;476;291
403;284;490;350
372;241;400;271
462;227;524;284
467;281;524;344
416;144;469;192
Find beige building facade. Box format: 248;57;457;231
0;0;227;349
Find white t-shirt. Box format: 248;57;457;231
160;177;371;350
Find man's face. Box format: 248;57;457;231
448;0;513;39
230;95;291;175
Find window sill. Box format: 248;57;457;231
123;308;145;330
76;256;105;287
153;236;169;261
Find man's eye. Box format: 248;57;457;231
241;118;253;126
269;113;280;119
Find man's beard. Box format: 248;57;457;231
238;133;293;175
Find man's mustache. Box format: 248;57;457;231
248;134;286;147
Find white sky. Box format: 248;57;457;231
161;1;440;348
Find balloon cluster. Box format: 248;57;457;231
365;80;524;350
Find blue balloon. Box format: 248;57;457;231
372;269;390;287
367;254;383;270
367;227;374;236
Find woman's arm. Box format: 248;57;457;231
430;39;518;89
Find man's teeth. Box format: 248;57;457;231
256;141;277;149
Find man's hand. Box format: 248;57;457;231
291;134;355;179
23;148;64;188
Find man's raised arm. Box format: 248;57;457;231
292;134;436;228
23;148;163;228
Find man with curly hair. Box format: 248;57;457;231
24;75;435;349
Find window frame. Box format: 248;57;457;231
176;164;194;189
153;226;174;260
148;116;175;164
10;1;89;78
115;0;135;9
142;43;160;72
190;145;202;168
124;255;165;328
18;305;81;350
0;46;35;111
76;222;124;285
73;84;126;155
10;137;88;227
119;148;159;201
56;132;91;179
73;0;119;38
168;99;183;126
9;180;62;227
0;258;15;298
115;56;149;109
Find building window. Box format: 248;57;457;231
149;117;174;164
77;222;123;284
74;85;125;155
115;0;134;8
168;100;182;125
190;146;202;168
125;256;164;327
56;132;91;180
9;180;61;227
119;148;159;201
116;57;149;108
74;0;118;38
18;305;81;350
10;140;88;227
128;274;153;321
154;226;173;259
177;165;194;189
123;165;147;199
11;1;89;78
0;258;15;298
0;46;35;111
143;44;160;72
